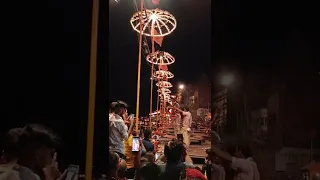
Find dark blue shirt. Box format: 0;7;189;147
142;138;154;152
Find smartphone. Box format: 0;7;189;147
177;133;183;142
132;136;140;152
128;114;134;120
65;164;79;180
155;153;160;160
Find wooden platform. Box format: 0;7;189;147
159;127;211;161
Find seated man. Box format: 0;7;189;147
139;162;161;180
142;129;155;153
156;139;207;180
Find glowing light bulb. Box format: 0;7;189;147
150;14;157;21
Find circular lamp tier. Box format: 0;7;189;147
156;81;172;88
153;70;174;79
157;88;171;94
146;51;175;65
130;8;177;37
159;92;171;99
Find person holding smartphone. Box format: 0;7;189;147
109;101;134;160
123;130;146;179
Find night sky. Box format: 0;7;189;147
109;0;211;116
1;0;211;172
1;0;319;173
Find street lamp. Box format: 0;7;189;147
221;74;234;87
179;84;184;90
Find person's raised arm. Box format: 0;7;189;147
139;138;146;154
43;152;67;180
127;117;134;137
210;145;232;162
230;157;253;174
184;154;193;164
173;106;183;113
118;121;129;140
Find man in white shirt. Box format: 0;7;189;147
210;143;256;180
238;145;260;180
109;101;134;160
205;148;226;180
174;106;192;149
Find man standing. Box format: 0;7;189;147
109;101;134;160
174;106;192;149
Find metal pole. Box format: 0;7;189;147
149;24;155;129
135;0;144;133
85;0;99;178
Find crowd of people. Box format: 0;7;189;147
109;100;261;180
0;100;260;180
109;101;206;180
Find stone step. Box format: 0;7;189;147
190;141;202;145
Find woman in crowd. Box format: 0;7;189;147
123;128;146;179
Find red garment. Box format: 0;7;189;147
186;168;207;180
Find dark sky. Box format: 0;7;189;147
1;0;92;169
1;0;211;171
212;0;320;147
109;0;211;116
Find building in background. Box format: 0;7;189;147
178;73;211;128
211;32;320;180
